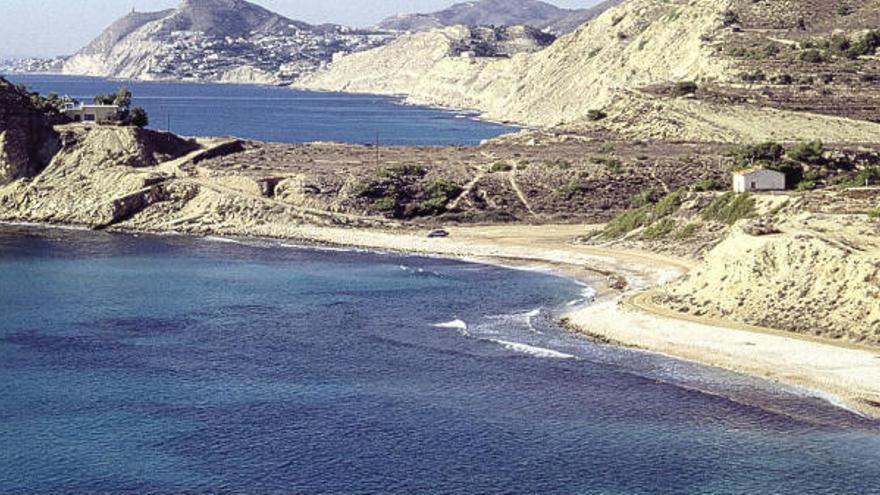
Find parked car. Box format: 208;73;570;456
427;229;450;238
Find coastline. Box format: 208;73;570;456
4;220;880;419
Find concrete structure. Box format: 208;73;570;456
733;168;786;193
62;102;121;125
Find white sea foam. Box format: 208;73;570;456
433;319;469;335
489;339;576;359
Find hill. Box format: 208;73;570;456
299;0;880;143
376;0;577;32
62;0;395;84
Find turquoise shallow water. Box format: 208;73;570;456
6;74;517;145
1;225;879;494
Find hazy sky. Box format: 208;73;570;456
0;0;599;57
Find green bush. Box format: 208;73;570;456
787;140;825;164
869;206;880;219
641;218;677;240
631;190;656;208
543;158;572;170
732;141;784;166
416;178;463;215
796;180;817;191
674;223;699;240
691;178;723;192
127;107;149;128
601;191;682;239
855;166;880;186
490;162;513;173
800;49;825;63
377;164;426;179
602;207;651;239
701;192;756;225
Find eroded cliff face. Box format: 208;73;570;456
0;79;59;186
0;126;199;228
659;214;880;345
299;0;731;125
299;0;880;142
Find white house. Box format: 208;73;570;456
62;102;121;125
733;168;786;193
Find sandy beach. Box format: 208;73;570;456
243;222;880;419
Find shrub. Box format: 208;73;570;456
631;190;656;208
127;107;149;128
601;207;651;239
674;223;699;240
855;166;880;186
732;141;784;166
417;178;463;215
787;140;825;164
374;196;397;212
701;192;756;225
721;10;739;27
692;178;723;192
869;206;880;219
800;49;825;63
672;81;698;97
641;218;677;240
587;109;608;121
601;191;682;239
796;180;817;191
377;164;426;179
490;162;513;173
544;158;572;169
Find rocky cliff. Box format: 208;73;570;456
0;125;200;228
62;0;395;84
659;213;880;345
0;78;59;186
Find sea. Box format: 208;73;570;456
5;74;516;146
1;226;879;494
1;75;879;494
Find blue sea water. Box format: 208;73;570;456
5;74;517;145
1;226;879;494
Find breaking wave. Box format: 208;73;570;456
488;339;577;360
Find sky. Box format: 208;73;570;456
0;0;599;58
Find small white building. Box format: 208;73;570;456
62;102;121;125
733;168;786;193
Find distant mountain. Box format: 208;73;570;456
541;0;624;35
376;0;578;32
62;0;395;84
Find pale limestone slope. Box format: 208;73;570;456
299;0;880;142
299;0;731;126
661;214;880;345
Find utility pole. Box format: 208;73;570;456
375;131;380;168
167;112;171;133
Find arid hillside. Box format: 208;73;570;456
299;0;880;142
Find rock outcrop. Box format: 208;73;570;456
0;78;59;186
0;126;199;227
660;214;880;345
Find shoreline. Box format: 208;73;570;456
4;220;879;419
